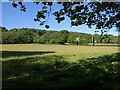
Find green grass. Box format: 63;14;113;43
1;44;120;89
1;44;118;62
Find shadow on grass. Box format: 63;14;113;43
2;53;120;90
2;51;55;58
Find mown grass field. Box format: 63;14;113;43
1;44;119;61
1;44;120;89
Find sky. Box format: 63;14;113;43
1;2;118;36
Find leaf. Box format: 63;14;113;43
12;2;18;8
45;25;50;29
41;15;46;19
18;2;22;5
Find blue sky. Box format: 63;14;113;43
1;2;118;36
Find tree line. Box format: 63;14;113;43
0;27;118;45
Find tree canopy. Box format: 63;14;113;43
1;27;118;45
11;1;120;35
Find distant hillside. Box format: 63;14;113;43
1;27;119;45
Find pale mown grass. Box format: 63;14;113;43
1;44;118;62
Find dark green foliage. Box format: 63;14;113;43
17;28;35;43
45;25;50;29
34;31;59;44
2;53;120;89
2;31;19;44
36;30;46;36
67;32;77;44
1;27;118;45
0;27;8;32
68;32;92;45
12;2;18;8
57;30;69;44
12;2;26;11
11;2;120;34
2;28;36;44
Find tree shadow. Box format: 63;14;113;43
2;51;55;58
87;53;120;61
2;53;120;90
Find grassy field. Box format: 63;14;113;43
1;44;120;89
1;44;119;61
